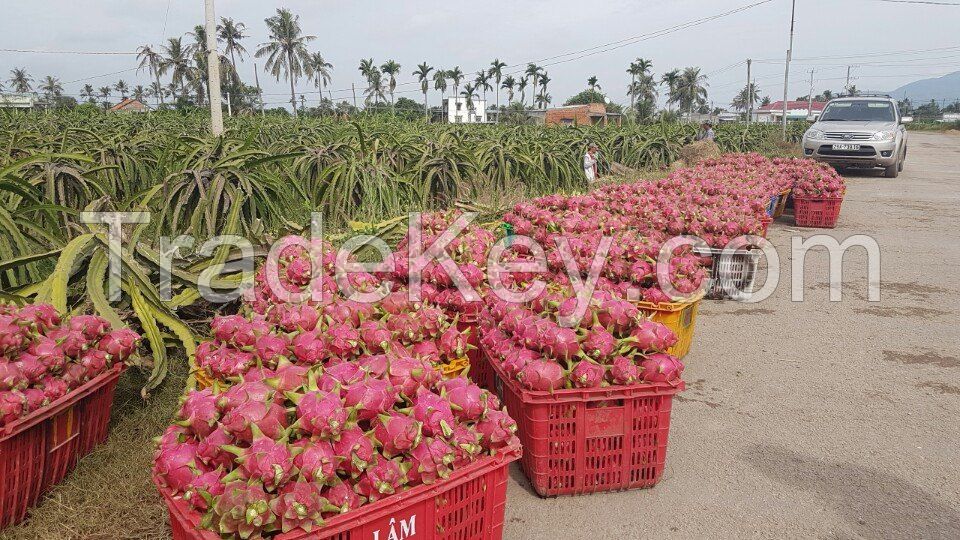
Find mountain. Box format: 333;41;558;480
888;71;960;104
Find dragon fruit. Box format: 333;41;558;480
27;336;67;373
332;426;375;477
96;328;140;361
474;409;519;449
196;426;234;469
253;334;289;365
224;431;295;491
220;398;288;443
212;480;278;539
438;325;470;359
355;457;407;502
290;330;326;365
629;320;677;352
582;325;616;360
211;314;246;344
177;388;220;438
47;326;89;358
411;390;455;437
517;359;565;391
68;314;110;341
357;354;389;378
324;480;362;513
373;412;422;457
291;390;347;439
359;320;393;354
326;324;360;358
447;425;483;466
386;356;434;397
317;362;364;395
0;362;28;391
343;378;398;421
640;353;684;383
292;439;337;484
270;480;333;533
0;390;25;425
154;440;203;491
79;348;110;379
608;356;641;384
407;438;455;484
543;327;580;361
272;303;320;333
182;468;225;512
440;379;488;421
15;304;60;332
37;376;69;402
570;360;605;388
260;361;309;393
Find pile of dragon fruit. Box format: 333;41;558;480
478;279;684;391
153;365;520;537
779;158;846;198
505;153;837;248
0;303;140;427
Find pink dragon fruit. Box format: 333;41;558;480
317;362;364;396
37;376;69;402
26;336;66;373
0;315;29;355
543;327;580;361
217;381;278;412
343;378;398;421
154;440;203;491
22;388;47;412
212;480;278;539
220;398;288;443
386;356;432;397
326;324;361;358
68;314;110;341
253;334;289;365
270;480;334;533
15;303;60;332
608;356;641;385
439;378;488;421
0;362;28;391
517;359;565;391
410;340;440;362
292;390;347;439
407;438;456;484
272;303;320;333
97;328;140;361
475;409;519;449
373;412;422;457
447;425;483;466
290;330;326;364
410;390;456;438
629;320;678;352
182;468;225;512
177;389;220;438
582;325;616;360
0;390;25;425
324;480;362;513
79;348;110;379
640;353;684;383
438;325;470;359
332;426;375;477
292;439;337;484
355;457;407;502
61;363;88;388
231;319;272;349
359;320;393;354
46;326;89;358
196;426;234;469
211;314;246;344
260;361;308;393
223;431;295;491
570;360;605;388
357;354;389;378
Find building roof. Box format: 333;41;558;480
109;98;148;111
757;100;826;112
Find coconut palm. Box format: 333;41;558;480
132;85;147;103
363;71;386;107
461;82;478;114
660;69;681;111
217;17;248;71
535;92;552;109
626;58;653;112
732;82;760;113
475;70;492;104
501;75;516;104
358;58;377;103
628;73;658;121
538;73;551;106
447;66;464;98
39;76;63;101
380;59;401;110
147;81;167;104
588;76;601;92
80;84;96;105
160;37;194;99
114;80;130;99
8;68;33;93
137;45;165;105
675;67;708;116
98;86;112;109
256;8;316;114
413;62;434;119
306;52;333;103
432;69;448;109
488;58;507;109
517;77;528;106
524;64;541;107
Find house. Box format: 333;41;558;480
544;103;621;126
753;100;825;123
109;98;149;113
446;97;486;123
0;93;37;109
941;112;960;123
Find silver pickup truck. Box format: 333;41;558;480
801;96;910;178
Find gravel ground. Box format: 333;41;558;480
503;131;960;539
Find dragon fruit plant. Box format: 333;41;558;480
153;363;520;538
0;303;140;428
479;281;684;391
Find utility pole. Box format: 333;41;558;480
746;59;752;123
204;0;224;136
225;92;232;117
351;83;358;109
253;62;264;116
807;69;814;120
845;66;852;96
781;0;796;139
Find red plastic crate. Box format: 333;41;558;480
156;448;520;540
793;196;843;228
0;364;125;529
485;350;683;497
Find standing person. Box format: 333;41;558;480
697;121;715;142
583;143;599;183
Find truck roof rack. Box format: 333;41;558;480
844;92;892;98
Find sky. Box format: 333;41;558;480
2;0;959;110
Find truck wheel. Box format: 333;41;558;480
898;151;905;172
884;162;899;178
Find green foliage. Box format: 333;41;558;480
564;90;608;106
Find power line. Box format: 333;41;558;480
860;0;960;5
0;48;137;55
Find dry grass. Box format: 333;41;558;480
0;365;186;540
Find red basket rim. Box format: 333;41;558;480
792;194;844;202
0;363;126;440
484;344;684;404
154;445;521;539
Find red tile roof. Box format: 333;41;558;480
757;100;826;112
109;98;147;111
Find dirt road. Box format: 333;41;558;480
504;131;960;539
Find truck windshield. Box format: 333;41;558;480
820;101;895;122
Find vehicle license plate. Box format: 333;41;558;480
832;144;860;151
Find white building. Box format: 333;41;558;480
752;100;826;123
447;97;487;123
0;93;37;109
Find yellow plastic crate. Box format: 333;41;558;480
633;294;702;359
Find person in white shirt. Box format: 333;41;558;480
583;144;599;183
697;121;715;142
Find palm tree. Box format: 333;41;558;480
676;67;708;116
587;76;601;92
8;68;33;93
147;81;167;104
217;17;248;71
660;69;681;111
307;52;333;103
363;71;386;107
432;69;448;110
413;62;434;119
447;66;464;98
538;73;551;106
358;58;377;103
475;70;492;104
732;82;760;113
517;77;528;106
626;58;653;113
132;85;146;103
137;45;165;105
488;58;507;109
461;82;478;114
501;75;516;104
524;63;541;107
80;84;96;105
98;86;112;109
536;91;552;109
380;60;401;110
114;80;130;99
39;76;63;102
628;73;658;120
160;37;194;100
256;8;316;115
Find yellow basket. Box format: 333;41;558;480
633;293;702;359
441;356;471;379
192;367;215;391
773;189;792;219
